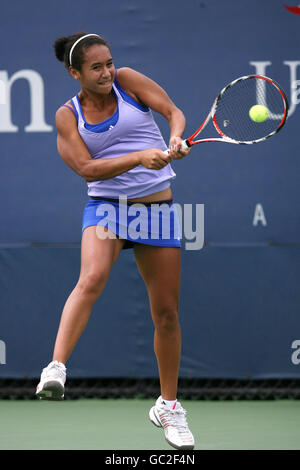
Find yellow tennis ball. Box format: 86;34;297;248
249;105;269;123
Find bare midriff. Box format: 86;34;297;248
128;187;172;203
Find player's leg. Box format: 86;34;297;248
36;226;124;399
134;244;194;450
52;226;124;364
134;245;181;400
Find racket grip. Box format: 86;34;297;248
163;139;190;155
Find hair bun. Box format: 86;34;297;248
53;36;70;62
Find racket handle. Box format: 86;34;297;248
163;139;190;155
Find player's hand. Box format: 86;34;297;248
139;148;171;170
168;136;191;159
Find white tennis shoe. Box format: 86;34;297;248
36;361;66;400
149;396;195;450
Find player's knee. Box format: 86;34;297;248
153;305;179;332
77;269;109;298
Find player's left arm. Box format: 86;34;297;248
116;67;190;159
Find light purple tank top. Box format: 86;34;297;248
70;75;176;199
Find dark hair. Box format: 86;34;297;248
53;32;110;71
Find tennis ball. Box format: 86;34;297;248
249;105;269;123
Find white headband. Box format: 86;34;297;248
69;34;100;66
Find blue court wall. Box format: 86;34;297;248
0;0;299;379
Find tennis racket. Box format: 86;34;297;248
166;75;288;153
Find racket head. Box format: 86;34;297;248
189;75;289;145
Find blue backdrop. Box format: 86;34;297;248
0;0;299;379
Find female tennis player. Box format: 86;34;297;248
36;32;194;450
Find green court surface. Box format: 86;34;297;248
0;398;299;450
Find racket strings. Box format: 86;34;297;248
214;77;287;142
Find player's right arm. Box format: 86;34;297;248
55;107;170;182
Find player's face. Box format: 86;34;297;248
80;44;115;94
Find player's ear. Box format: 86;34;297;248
69;66;81;81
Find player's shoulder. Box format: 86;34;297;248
56;101;76;121
55;101;77;131
56;100;74;116
116;67;136;78
116;67;148;89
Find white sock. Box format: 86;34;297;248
50;360;66;370
161;397;177;410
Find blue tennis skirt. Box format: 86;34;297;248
82;197;181;249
